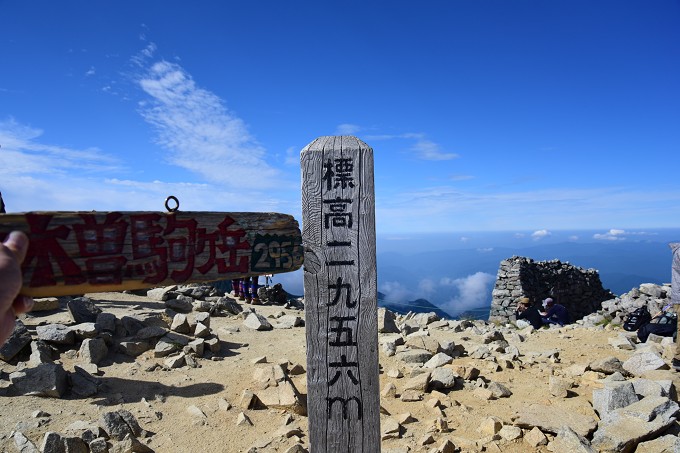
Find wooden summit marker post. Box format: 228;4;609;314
301;136;380;452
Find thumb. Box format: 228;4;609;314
2;231;29;264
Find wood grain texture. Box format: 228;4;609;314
0;211;302;297
302;136;380;452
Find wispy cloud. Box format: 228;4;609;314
0;118;120;176
335;123;362;135
592;229;657;241
377;185;680;232
411;139;459;161
85;66;96;77
134;54;283;189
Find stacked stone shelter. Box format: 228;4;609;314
489;256;615;323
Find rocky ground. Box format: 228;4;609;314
0;284;679;453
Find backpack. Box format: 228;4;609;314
623;306;652;332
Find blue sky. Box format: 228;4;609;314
1;1;679;240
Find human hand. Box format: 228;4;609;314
0;231;33;345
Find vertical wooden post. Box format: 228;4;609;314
301;136;380;452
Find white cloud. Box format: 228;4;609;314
418;278;436;295
476;247;494;253
335;123;362;135
594;229;628;241
460;236;470;243
136;60;284;189
85;66;96;77
284;146;299;166
411;139;459;161
568;235;579;241
379;281;414;303
531;229;551;240
440;272;495;314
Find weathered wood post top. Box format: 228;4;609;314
301;136;381;452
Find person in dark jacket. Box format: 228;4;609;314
514;297;543;329
540;298;570;326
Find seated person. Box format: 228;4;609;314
514;297;543;329
540;298;570;326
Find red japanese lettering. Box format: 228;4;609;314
23;214;86;287
196;216;250;274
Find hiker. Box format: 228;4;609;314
514;297;543;329
0;231;33;346
670;243;680;371
231;276;261;304
540;297;570;326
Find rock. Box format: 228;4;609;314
394;349;433;365
31;297;60;312
478;416;502;436
255;380;306;415
67;297;101;323
99;410;146;441
89;438;108;453
13;431;39;453
472;387;494;400
487;381;512;398
632;378;673;398
165;297;193;313
382;382;397;397
236;412;252;426
36;323;75;345
589;356;627;375
121;316;146;336
28;340;53;366
428;367;458;391
95;312;117;333
110;434;154;453
378;308;400;333
404;335;440;353
10;363;68;398
549;376;573;398
187;404;207;419
550;426;597;453
274;315;304;329
524;427;548;447
147;286;177;301
381;418;402;440
591;397;679;452
70;322;99;339
635;434;680;453
79;338;108;365
119;341;152;357
608;334;635;350
423;352;453;369
0;320;32;361
498;425;522;441
194;311;211;327
243;312;273;331
194;322;210;338
135;326;168;340
171;314;191;334
40;432;66;453
403;372;431;392
515;404;598;438
592;381;639;419
164;353;186;369
623;351;668;375
70;366;100;397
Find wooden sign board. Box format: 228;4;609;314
301;136;381;452
0;211;303;297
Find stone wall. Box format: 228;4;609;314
489;256;615;323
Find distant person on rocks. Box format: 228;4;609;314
670;242;680;371
0;231;34;345
514;297;543;329
540;297;570;326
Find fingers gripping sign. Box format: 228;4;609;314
0;231;34;345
